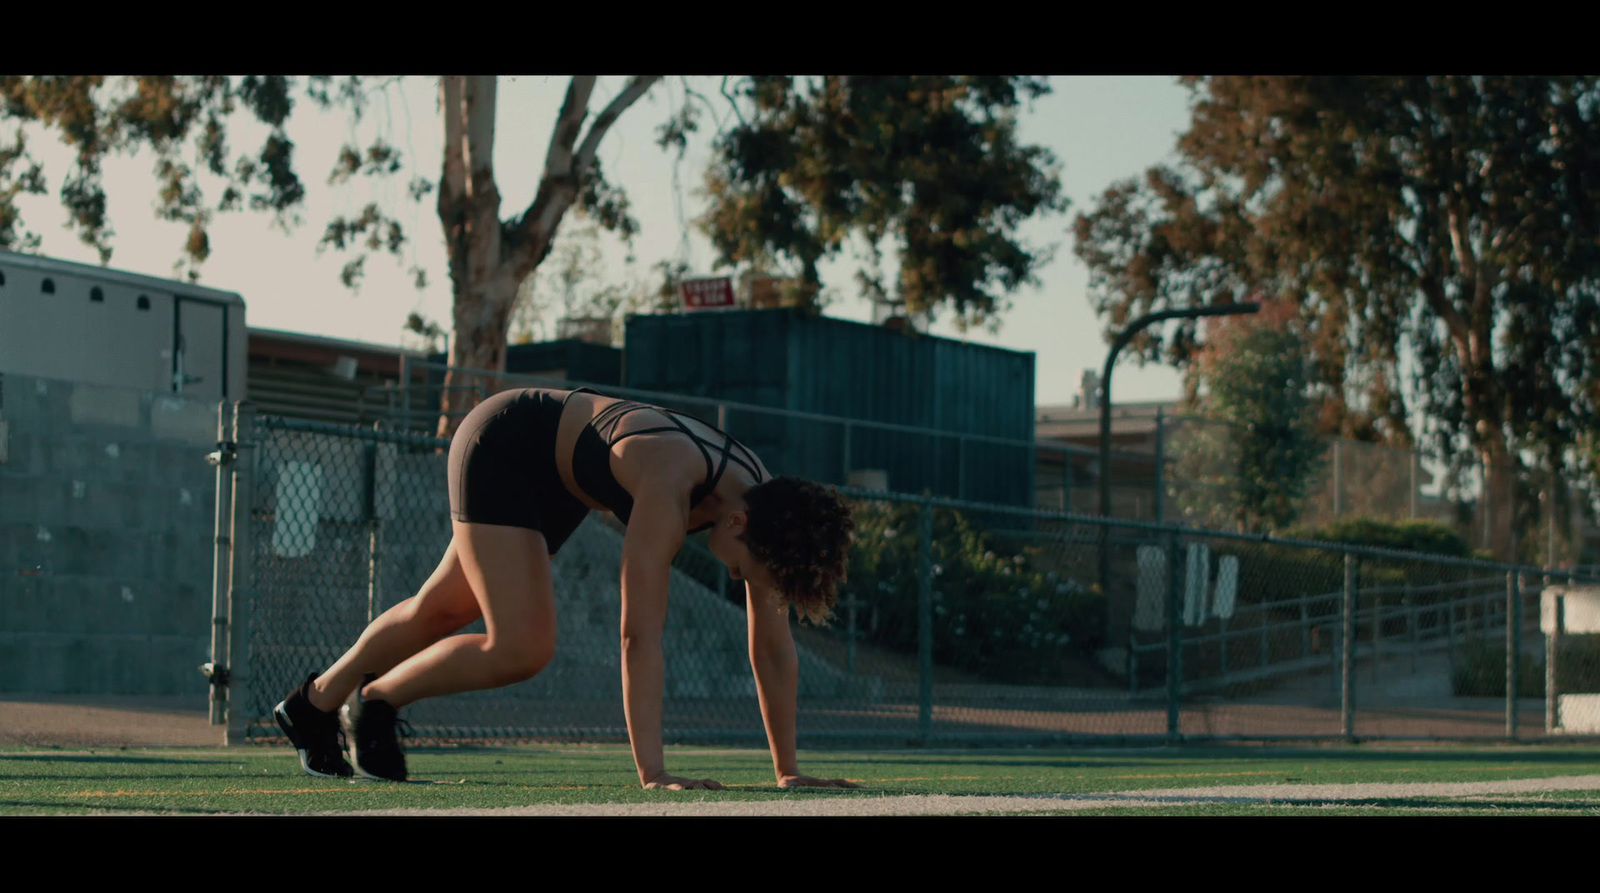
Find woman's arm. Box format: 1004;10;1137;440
619;488;724;790
746;584;860;789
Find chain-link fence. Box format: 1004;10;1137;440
359;362;1600;574
1078;410;1599;572
208;401;1600;746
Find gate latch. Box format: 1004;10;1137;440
200;662;230;687
206;441;237;467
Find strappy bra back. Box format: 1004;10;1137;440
566;387;764;529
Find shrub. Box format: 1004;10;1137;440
1451;636;1600;697
1283;517;1475;559
1208;517;1483;613
841;499;1105;684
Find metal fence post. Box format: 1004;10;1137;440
917;492;934;745
1547;593;1564;733
1219;615;1229;679
1446;595;1457;674
1300;597;1309;658
399;353;411;433
1371;593;1381;684
1259;610;1268;672
1153;407;1165;524
1481;462;1491;553
206;401;235;731
956;435;965;501
226;401;258;745
364;442;381;625
1405;584;1416;674
1342;554;1356;742
1410;451;1420;519
841;420;852;483
1333;441;1343;519
1166;528;1182;744
845;592;858;675
1506;572;1520;739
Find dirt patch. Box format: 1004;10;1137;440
0;694;220;748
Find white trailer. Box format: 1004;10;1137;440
0;249;246;400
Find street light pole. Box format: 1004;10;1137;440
1097;302;1260;600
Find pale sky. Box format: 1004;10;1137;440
9;75;1195;408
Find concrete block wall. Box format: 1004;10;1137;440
0;373;221;695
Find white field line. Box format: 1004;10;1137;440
323;774;1600;816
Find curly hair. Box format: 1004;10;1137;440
739;476;856;624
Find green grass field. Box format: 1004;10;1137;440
6;743;1600;816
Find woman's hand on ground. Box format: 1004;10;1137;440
644;772;726;791
778;774;862;789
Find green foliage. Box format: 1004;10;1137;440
1211;518;1481;614
0;131;46;250
1450;637;1600;697
1450;639;1545;697
1284;517;1476;559
0;75;375;279
1073;76;1600;523
507;209;655;347
841;500;1104;683
697;76;1067;331
1173;309;1325;532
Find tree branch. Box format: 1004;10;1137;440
573;75;659;175
1418;270;1472;370
504;77;596;262
439;76;466;203
504;76;657;277
462;75;496;201
680;76;729;134
543;76;595;186
720;75;748;128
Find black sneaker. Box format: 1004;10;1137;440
274;674;353;779
341;676;409;782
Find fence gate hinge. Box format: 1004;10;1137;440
200;662;230;687
206;441;237;467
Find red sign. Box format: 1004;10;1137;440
680;277;735;310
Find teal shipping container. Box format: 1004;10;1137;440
623;309;1035;506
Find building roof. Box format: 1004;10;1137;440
249;327;430;359
1035;399;1178;442
0;248;245;307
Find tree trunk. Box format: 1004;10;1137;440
442;272;518;426
429;74;660;439
1481;438;1517;561
437;75;506;438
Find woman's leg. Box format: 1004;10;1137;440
357;520;558;708
303;536;484;713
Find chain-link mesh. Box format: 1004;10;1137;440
227;411;1600;747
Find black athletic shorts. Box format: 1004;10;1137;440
447;388;592;555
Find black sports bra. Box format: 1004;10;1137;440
566;387;765;530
